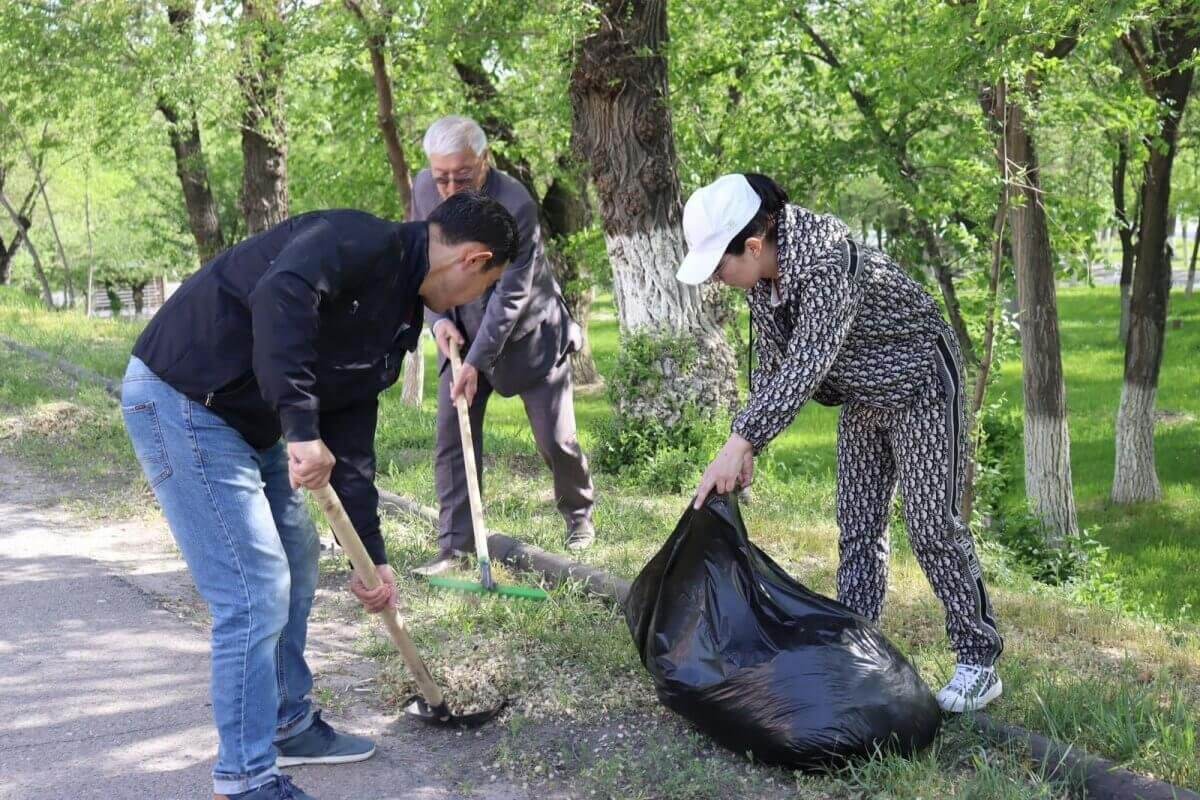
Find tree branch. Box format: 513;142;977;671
1120;31;1156;95
452;58;539;198
0;188;54;308
344;0;412;214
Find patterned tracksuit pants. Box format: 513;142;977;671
834;330;1004;667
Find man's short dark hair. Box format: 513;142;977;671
428;190;519;271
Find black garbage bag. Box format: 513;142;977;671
625;494;941;770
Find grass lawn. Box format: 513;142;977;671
0;283;1197;798
994;288;1200;622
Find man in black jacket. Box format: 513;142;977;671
121;192;517;800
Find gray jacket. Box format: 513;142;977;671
412;167;578;397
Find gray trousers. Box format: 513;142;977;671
435;354;595;552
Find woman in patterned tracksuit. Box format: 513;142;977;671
677;174;1004;713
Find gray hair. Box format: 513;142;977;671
423;115;488;157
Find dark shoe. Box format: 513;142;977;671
565;520;595;552
411;547;470;577
275;711;376;767
228;775;316;800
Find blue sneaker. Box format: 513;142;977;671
275;711;376;767
227;775;316;799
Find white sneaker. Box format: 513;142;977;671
937;664;1002;713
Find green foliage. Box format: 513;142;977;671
554;224;610;294
994;513;1110;584
594;331;726;492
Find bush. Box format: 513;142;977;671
992;512;1109;585
594;331;729;493
974;394;1113;589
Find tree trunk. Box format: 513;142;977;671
962;180;1010;526
401;330;426;406
916;219;977;365
344;0;420;404
0;161;40;286
542;171;601;384
159;102;226;263
105;281;122;317
984;77;1079;542
1112;20;1197;504
0;108;73;306
1113;135;1138;341
239;0;289;235
570;0;737;421
0;189;54;309
159;3;225;264
344;0;412;216
37;181;73;308
131;283;146;316
1187;218;1198;296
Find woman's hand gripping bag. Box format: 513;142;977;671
624;494;941;769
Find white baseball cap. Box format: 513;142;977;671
675;173;762;285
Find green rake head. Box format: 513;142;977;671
426;575;550;601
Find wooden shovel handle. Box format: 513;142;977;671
310;483;444;707
448;340;490;563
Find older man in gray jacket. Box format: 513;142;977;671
411;116;596;575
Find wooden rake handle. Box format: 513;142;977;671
447;340;490;567
310;483;444;707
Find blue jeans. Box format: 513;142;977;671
121;357;319;795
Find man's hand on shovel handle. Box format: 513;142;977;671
350;564;397;613
433;319;465;360
287;439;336;490
451;361;478;406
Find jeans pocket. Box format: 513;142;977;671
122;401;173;488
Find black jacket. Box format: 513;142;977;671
132;209;429;564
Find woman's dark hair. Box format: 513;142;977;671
725;173;789;256
428;190;520;270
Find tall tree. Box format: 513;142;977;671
570;0;737;428
158;1;226;264
0;186;53;308
1112;132;1140;340
0;108;76;307
239;0;289;234
0;167;36;287
979;29;1082;542
343;0;413;215
792;12;978;365
342;0;425;405
1112;10;1199;504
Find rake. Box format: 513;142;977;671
425;340;549;602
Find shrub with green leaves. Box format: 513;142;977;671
595;331;729;492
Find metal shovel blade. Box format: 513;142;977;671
402;694;507;729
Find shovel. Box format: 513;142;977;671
310;483;505;727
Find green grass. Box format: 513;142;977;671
993;287;1200;622
0;283;1197;797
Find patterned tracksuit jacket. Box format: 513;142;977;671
732;204;1003;667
